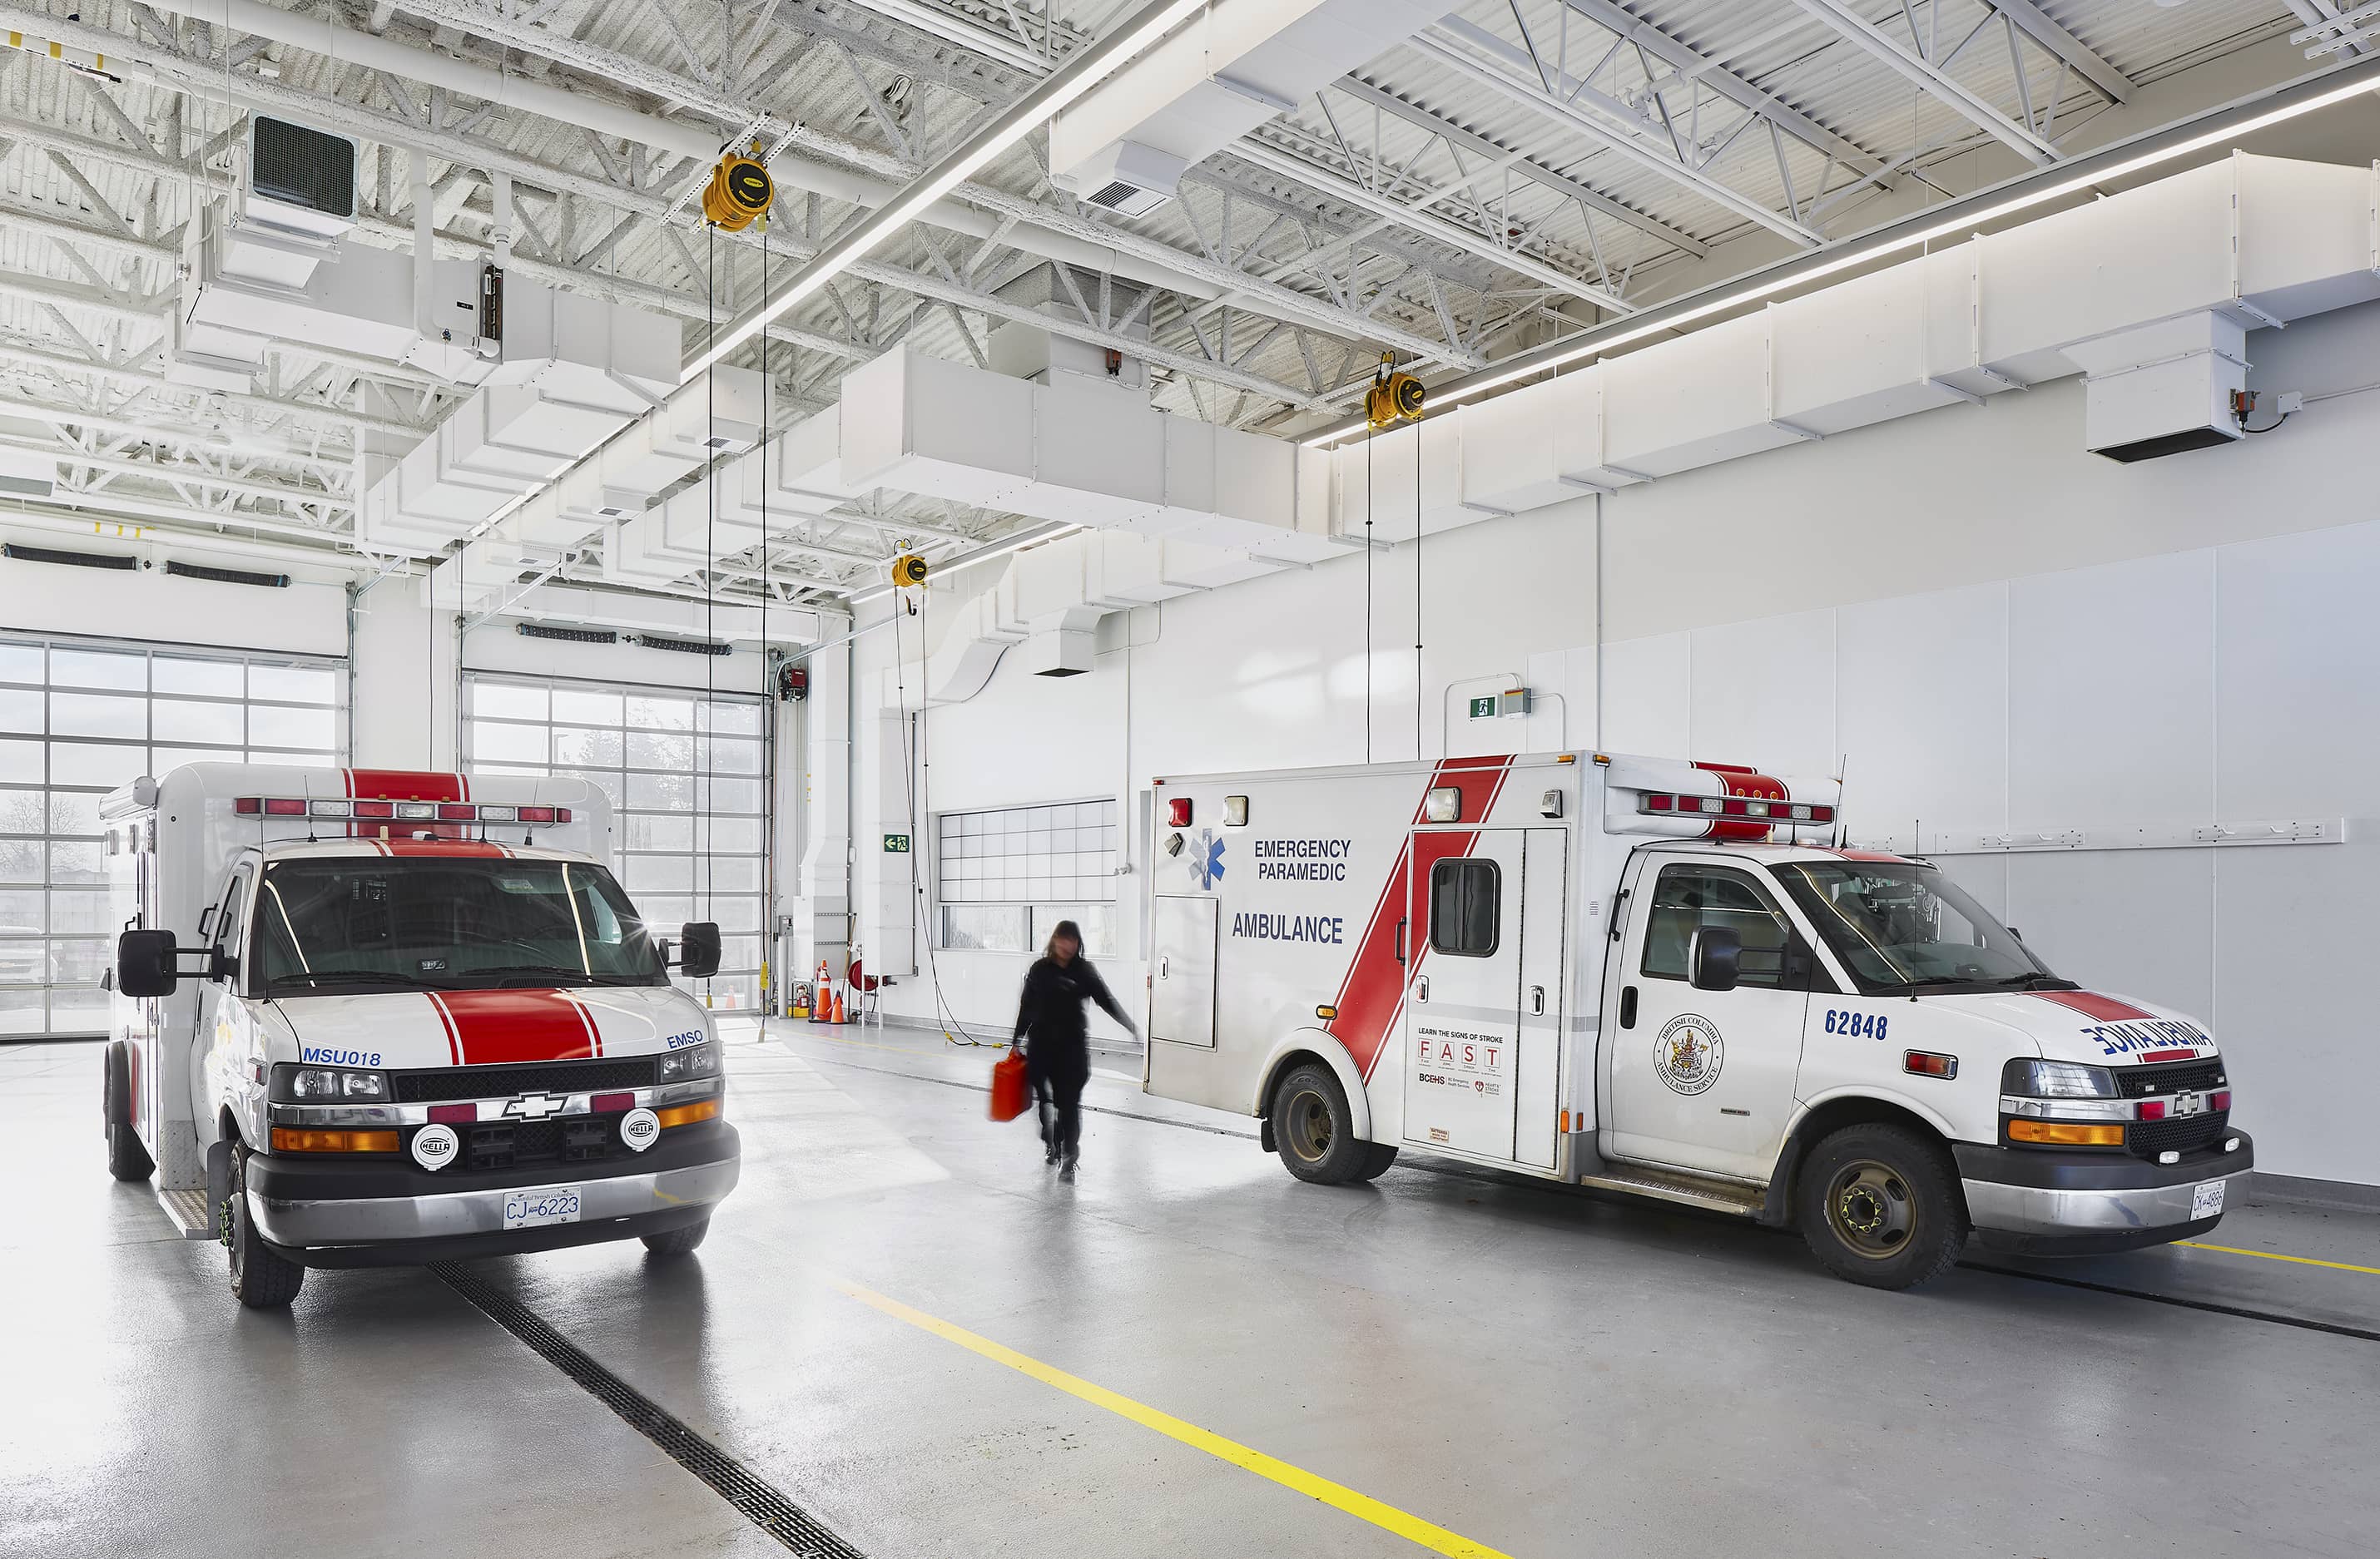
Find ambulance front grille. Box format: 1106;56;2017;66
2115;1059;2226;1098
393;1057;658;1104
456;1117;628;1172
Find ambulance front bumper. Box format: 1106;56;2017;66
245;1121;738;1266
1955;1131;2253;1256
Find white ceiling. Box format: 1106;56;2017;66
0;0;2342;602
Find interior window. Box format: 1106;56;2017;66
1640;864;1793;988
1429;857;1500;958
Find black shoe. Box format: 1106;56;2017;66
1045;1142;1060;1165
1059;1156;1078;1181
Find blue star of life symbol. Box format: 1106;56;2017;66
1190;828;1226;889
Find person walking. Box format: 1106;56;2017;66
1011;920;1136;1180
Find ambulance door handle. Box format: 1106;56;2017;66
1619;986;1639;1029
1416;975;1430;1002
1530;984;1545;1016
1158;955;1169;979
1395;917;1406;963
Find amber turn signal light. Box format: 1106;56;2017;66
656;1098;721;1129
270;1127;400;1154
2007;1119;2124;1146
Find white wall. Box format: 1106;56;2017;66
852;298;2380;1188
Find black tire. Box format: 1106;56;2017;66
642;1216;711;1258
1351;1143;1400;1181
1795;1123;1968;1290
226;1143;304;1309
1268;1063;1373;1185
102;1044;155;1183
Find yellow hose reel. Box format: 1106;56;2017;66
702;148;776;230
1365;354;1426;428
891;553;929;588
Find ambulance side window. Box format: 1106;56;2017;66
1640;864;1792;989
1429;858;1500;958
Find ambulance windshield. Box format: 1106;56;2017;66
250;856;667;996
1770;860;2065;996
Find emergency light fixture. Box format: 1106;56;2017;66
1224;795;1249;826
1167;797;1192;828
1424;787;1461;823
235;797;568;823
1641;794;1833;824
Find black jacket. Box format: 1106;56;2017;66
1012;954;1133;1085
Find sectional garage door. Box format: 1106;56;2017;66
463;673;768;1010
0;633;344;1037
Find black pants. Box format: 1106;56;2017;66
1037;1072;1084;1161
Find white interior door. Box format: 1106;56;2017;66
1401;829;1525;1159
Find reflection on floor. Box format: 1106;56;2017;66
6;1027;2378;1559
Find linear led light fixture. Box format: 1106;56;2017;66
682;0;1210;383
1302;52;2380;448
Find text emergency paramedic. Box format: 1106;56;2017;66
1252;838;1352;881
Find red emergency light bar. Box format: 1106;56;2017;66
234;797;570;824
1640;793;1832;824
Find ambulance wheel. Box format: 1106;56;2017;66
1796;1124;1968;1290
226;1143;304;1309
1352;1144;1400;1181
642;1216;710;1258
102;1043;154;1183
1271;1064;1369;1185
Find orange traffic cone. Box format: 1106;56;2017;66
832;987;846;1024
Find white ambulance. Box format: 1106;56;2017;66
99;764;740;1308
1142;752;2249;1289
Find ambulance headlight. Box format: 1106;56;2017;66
658;1041;718;1082
2001;1058;2118;1099
275;1064;390;1101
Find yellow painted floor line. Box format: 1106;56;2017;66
2179;1241;2380;1276
839;1280;1520;1559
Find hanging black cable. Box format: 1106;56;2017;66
700;221;716;1006
1363;431;1374;765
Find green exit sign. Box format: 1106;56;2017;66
1468;695;1497;719
883;833;911;854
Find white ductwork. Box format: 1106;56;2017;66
357;285;678;556
173;117;493;391
1049;0;1448;214
838;347;1336;560
422;569;825;644
1329;154;2380;538
604;402;865;589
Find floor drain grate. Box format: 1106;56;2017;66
433;1261;866;1557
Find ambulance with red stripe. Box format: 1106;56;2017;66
1143;752;2250;1289
97;764;739;1308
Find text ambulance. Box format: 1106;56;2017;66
99;764;739;1308
1143;753;2249;1289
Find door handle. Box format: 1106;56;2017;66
1416;974;1430;1002
1619;985;1639;1029
1395;917;1407;964
1530;984;1545;1016
1158;955;1169;978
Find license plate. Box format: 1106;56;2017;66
2191;1180;2226;1219
503;1185;582;1230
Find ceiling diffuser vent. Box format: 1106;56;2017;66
1085;178;1171;218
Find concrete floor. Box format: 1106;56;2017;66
6;1024;2378;1559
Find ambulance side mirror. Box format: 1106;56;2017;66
676;922;722;979
117;928;180;999
1688;927;1741;992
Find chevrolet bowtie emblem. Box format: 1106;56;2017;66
502;1091;568;1121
